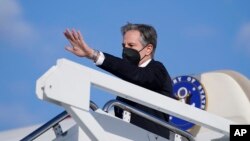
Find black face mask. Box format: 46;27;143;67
122;47;145;65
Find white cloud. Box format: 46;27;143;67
0;0;35;46
236;23;250;53
181;25;217;39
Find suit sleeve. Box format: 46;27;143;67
98;53;169;91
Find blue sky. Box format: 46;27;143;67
0;0;250;131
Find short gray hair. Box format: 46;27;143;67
121;23;157;53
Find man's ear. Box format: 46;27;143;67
146;44;153;55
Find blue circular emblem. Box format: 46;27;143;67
169;75;207;130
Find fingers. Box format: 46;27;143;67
64;29;75;42
64;28;89;58
64;28;82;41
63;29;67;37
77;30;83;41
64;29;71;39
65;46;74;53
77;31;87;47
72;29;79;41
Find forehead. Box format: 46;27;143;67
123;30;141;43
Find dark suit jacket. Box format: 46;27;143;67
98;53;173;139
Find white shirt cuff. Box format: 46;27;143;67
95;51;105;65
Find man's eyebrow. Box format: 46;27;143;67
128;43;135;46
122;42;136;47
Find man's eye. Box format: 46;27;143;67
128;44;134;47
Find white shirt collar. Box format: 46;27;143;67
139;59;152;67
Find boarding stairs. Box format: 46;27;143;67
20;58;250;141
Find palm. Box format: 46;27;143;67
68;38;87;57
64;29;93;58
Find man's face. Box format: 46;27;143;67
122;30;153;65
122;30;147;61
122;30;144;51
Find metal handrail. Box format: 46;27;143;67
20;101;98;141
90;100;99;111
103;100;195;141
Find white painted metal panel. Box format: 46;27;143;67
36;58;236;136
